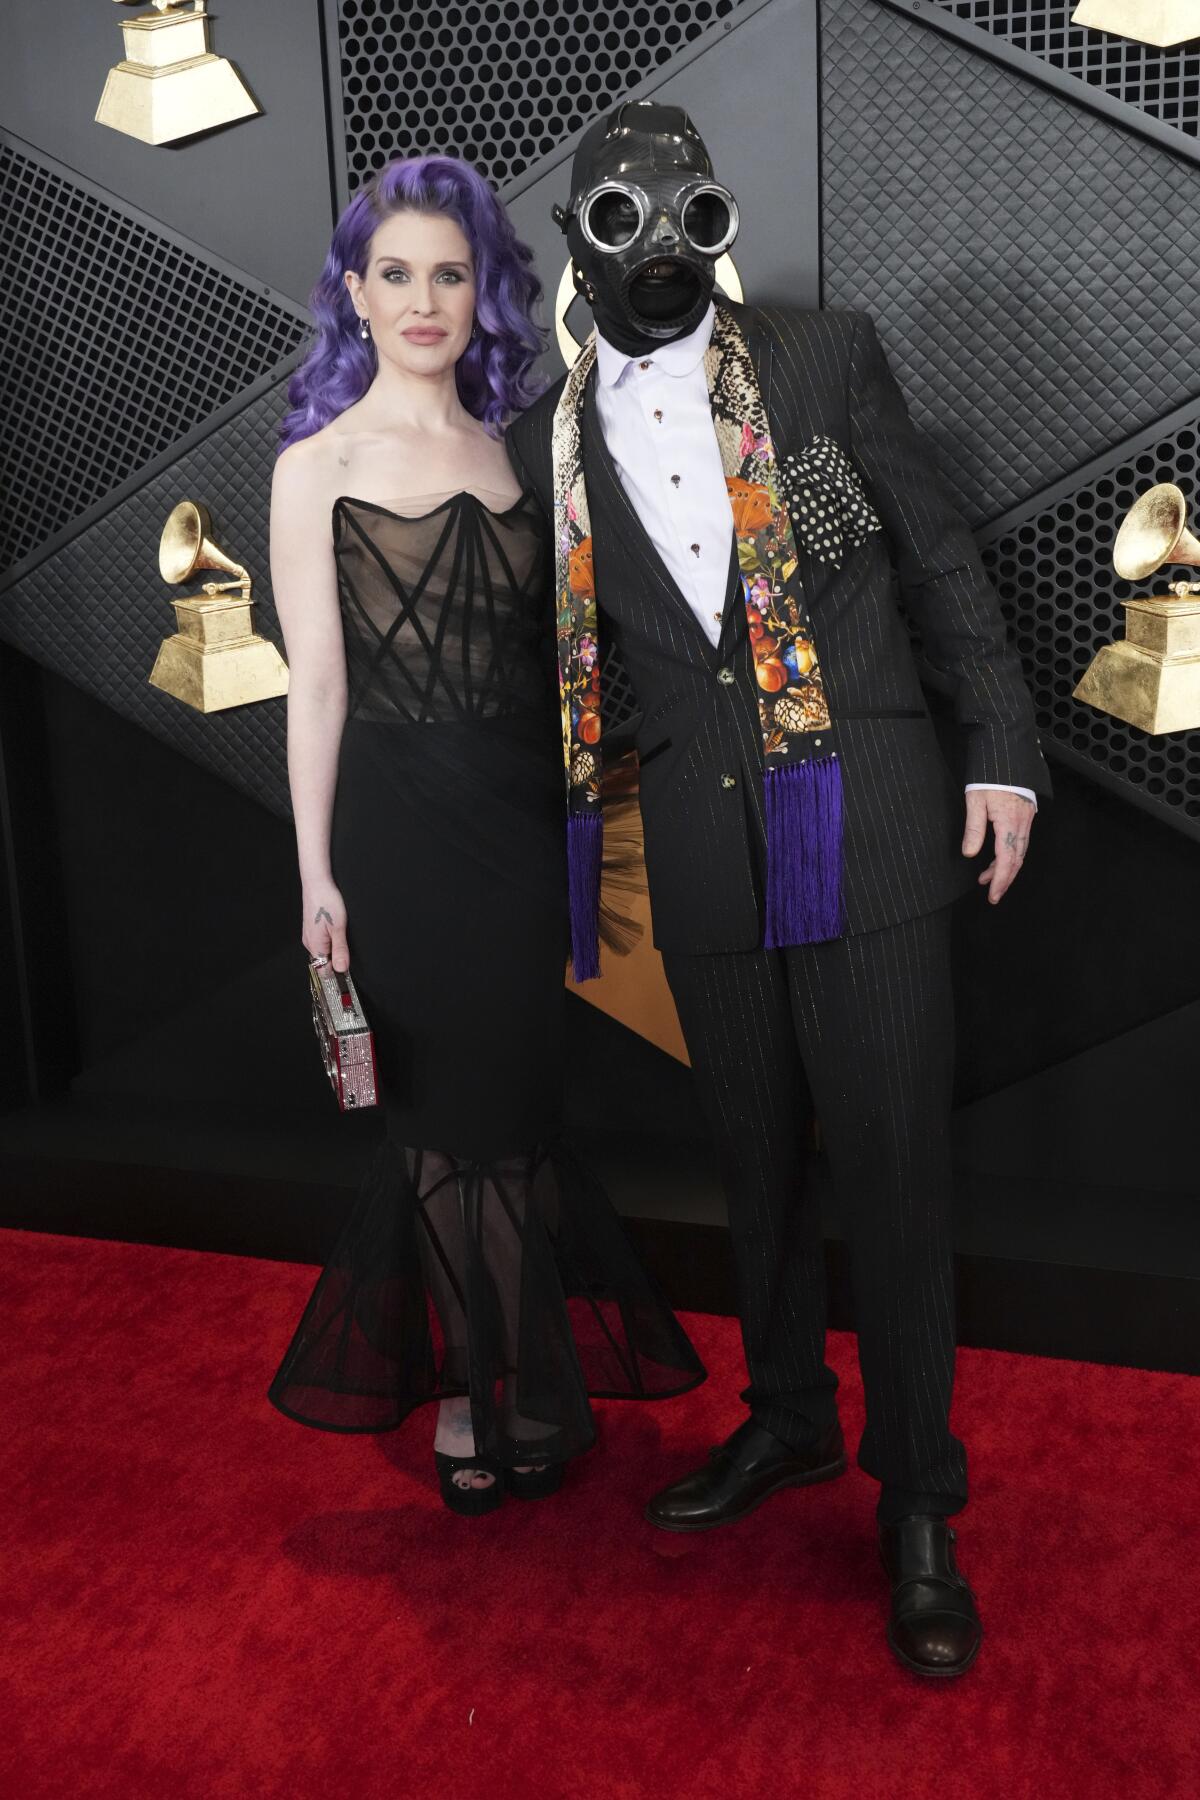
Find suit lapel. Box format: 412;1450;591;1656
712;303;834;654
714;303;772;650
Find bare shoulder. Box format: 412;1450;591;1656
273;420;348;481
271;425;347;528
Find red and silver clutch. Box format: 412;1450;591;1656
308;959;379;1110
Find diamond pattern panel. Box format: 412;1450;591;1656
979;411;1200;826
1;384;294;819
822;0;1200;526
931;0;1200;142
0;142;311;573
337;0;754;190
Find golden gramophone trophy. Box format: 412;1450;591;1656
96;1;260;147
1074;482;1200;734
148;501;288;713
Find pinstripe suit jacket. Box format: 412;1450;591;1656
506;299;1052;955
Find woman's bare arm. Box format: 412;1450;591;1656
269;440;352;971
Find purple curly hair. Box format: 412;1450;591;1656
276;155;546;452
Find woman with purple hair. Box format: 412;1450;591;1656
265;155;703;1515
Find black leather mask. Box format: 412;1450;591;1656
553;101;739;358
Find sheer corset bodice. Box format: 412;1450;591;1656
333;489;554;725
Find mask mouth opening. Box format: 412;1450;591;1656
625;256;706;324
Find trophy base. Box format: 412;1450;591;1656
95;54;259;145
1071;0;1200;49
148;633;289;714
1073;639;1200;734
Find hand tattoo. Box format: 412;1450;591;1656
1003;829;1019;851
314;905;333;925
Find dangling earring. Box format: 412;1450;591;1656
471;319;480;340
359;314;371;341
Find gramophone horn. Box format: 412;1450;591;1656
159;500;248;586
1112;482;1200;583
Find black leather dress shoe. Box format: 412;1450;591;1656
879;1515;982;1677
645;1417;846;1532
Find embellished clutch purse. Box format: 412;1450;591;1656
308;958;379;1110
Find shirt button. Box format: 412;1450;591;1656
639;360;651;370
671;474;681;486
718;667;735;685
653;409;663;422
720;773;737;789
690;543;701;557
712;610;722;622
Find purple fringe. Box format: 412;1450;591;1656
567;810;604;981
763;756;846;947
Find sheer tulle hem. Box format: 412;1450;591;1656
266;1130;705;1461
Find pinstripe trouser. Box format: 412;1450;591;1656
661;903;968;1521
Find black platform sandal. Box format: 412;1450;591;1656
503;1459;565;1501
500;1426;569;1500
434;1450;504;1517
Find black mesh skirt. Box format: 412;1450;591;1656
267;1124;705;1462
267;718;705;1460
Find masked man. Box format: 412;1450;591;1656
506;100;1049;1678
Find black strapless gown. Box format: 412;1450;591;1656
267;489;704;1464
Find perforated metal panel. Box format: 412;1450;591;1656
930;0;1200;140
823;0;1200;527
336;0;753;191
824;0;1200;830
0;141;311;573
979;414;1200;824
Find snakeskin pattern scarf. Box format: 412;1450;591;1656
553;305;880;978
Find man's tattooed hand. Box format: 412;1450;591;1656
314;905;333;926
961;789;1035;905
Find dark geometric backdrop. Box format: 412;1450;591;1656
929;0;1200;144
4;0;1200;1366
824;0;1200;827
336;0;760;190
0;140;310;572
7;0;1200;835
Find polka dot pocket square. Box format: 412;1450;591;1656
780;438;883;569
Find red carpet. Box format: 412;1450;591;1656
2;1226;1197;1799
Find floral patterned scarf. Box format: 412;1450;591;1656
553;305;863;979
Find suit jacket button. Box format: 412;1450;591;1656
720;773;737;789
718;667;735;685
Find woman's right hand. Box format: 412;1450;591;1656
302;880;350;973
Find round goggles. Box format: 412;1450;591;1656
577;181;740;259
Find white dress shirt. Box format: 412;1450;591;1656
592;303;1037;811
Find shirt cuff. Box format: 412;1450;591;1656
965;782;1038;813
